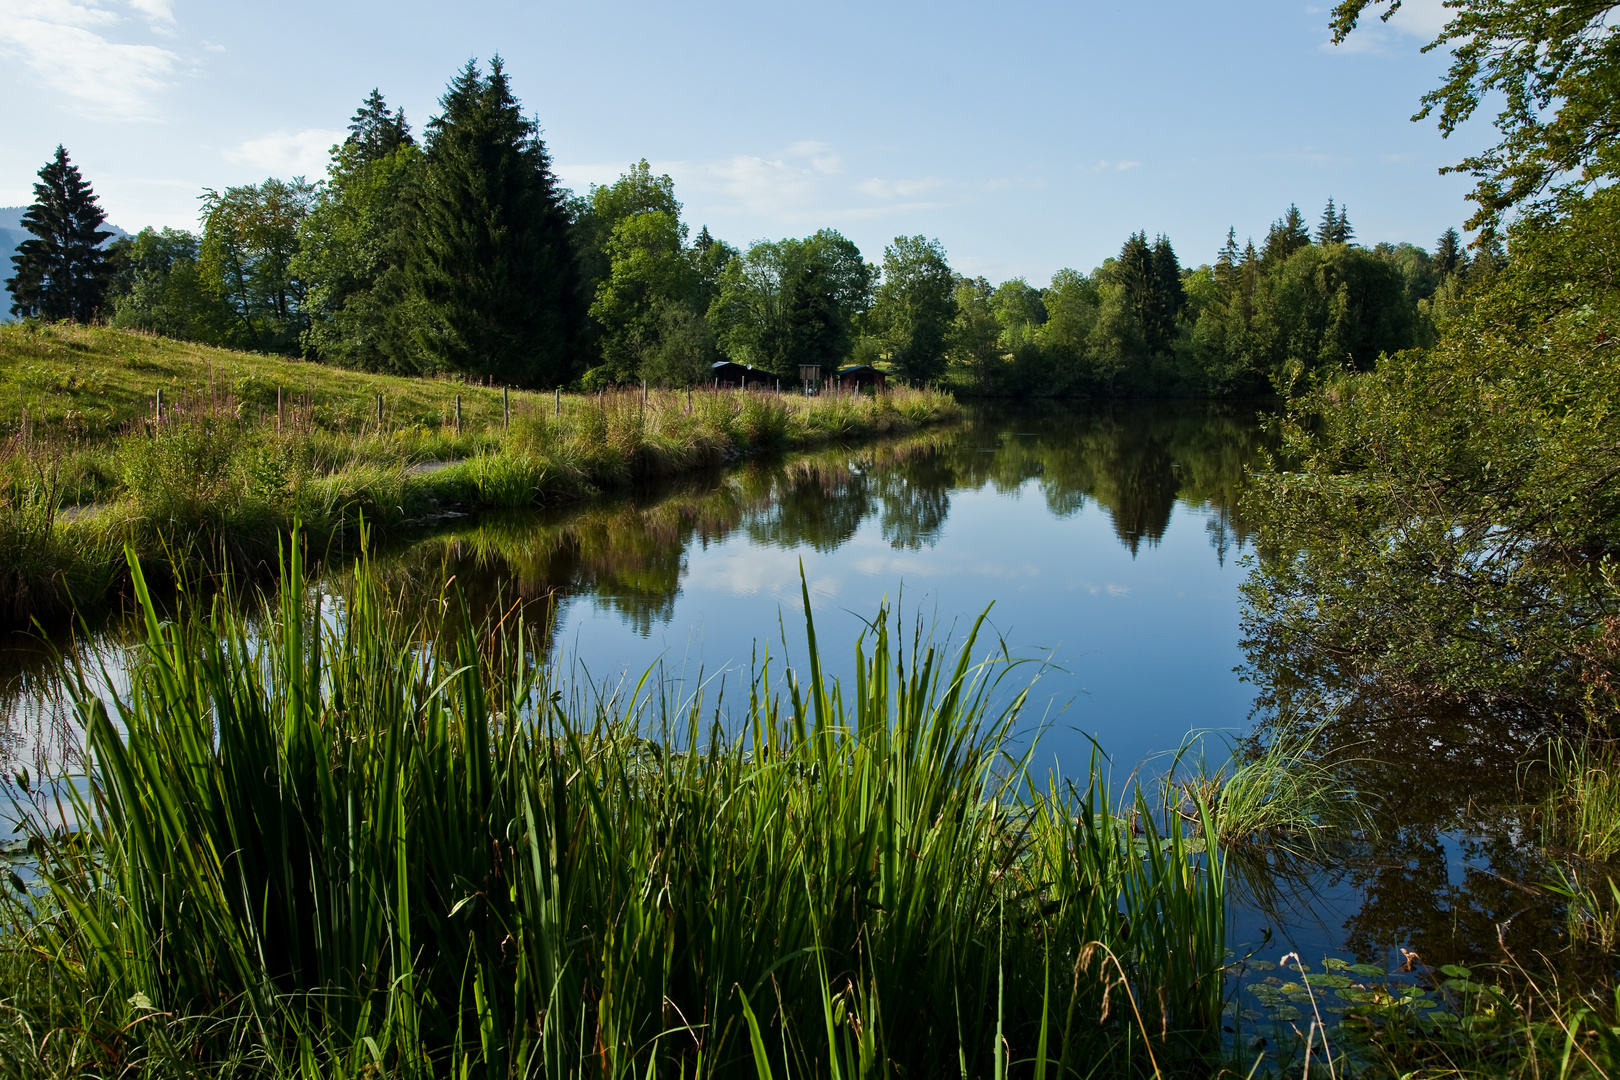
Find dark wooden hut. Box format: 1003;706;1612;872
712;361;774;387
836;364;887;390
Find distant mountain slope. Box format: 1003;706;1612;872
0;206;130;322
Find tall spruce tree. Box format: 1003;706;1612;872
6;146;114;321
1215;227;1241;284
1148;234;1185;352
1434;227;1467;278
398;58;580;385
1315;198;1354;245
1116;231;1184;354
1261;205;1311;266
346;89;414;162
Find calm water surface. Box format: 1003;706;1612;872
501;399;1263;778
5;399;1585;986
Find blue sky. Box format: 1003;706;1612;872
0;0;1489;283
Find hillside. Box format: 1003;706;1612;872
1;322;521;437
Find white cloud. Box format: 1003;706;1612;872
225;128;344;178
783;140;844;174
562;143;968;226
0;0;180;120
692;153;824;218
857;176;945;198
126;0;173;22
1086;160;1141;173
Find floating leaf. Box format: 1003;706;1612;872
1323;957;1351;971
1308;974;1353;989
1348;963;1384;977
1439;963;1472;978
1273;1005;1303;1021
1240;1009;1265;1021
1249;960;1277;971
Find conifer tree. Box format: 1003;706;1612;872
1117;232;1184;354
1261;205;1311;266
1215;227;1241;284
1148;234;1185;352
397;58;580;385
1434;227;1467;278
346;88;414;163
6;146;114;321
1315;198;1354;245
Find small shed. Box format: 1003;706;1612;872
797;363;823;390
712;361;773;388
836;364;887;390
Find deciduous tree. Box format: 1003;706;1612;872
868;236;955;384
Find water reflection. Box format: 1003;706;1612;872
1238;652;1615;985
374;400;1267;641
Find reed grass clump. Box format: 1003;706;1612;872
1540;738;1620;862
0;540;1224;1078
1171;722;1371;857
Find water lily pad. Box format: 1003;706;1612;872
1348;963;1384;977
1308;974;1353;989
1272;1005;1303;1021
1249;960;1277;971
1439;964;1472;978
1322;957;1351;971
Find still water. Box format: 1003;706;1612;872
6;399;1576;983
389;400;1262;780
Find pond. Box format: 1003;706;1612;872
0;398;1593;994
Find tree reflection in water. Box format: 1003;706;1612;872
381;399;1268;639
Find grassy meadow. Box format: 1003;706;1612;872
0;323;959;626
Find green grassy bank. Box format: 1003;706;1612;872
0;324;959;626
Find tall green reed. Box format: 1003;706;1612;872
3;536;1225;1078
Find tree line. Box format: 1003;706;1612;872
9;57;1478;396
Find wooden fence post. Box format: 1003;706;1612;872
503;386;510;431
455;394;462;436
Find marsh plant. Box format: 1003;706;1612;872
0;541;1225;1078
